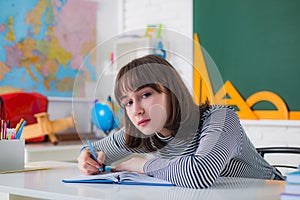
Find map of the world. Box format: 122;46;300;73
0;0;97;97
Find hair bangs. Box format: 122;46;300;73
115;63;164;105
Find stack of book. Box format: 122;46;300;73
281;166;300;200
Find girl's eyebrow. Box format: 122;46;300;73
135;85;148;92
120;86;149;101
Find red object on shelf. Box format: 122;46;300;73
0;92;48;142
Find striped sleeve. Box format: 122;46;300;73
143;107;242;188
88;129;149;165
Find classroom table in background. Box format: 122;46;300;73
0;161;285;200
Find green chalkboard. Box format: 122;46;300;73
193;0;300;111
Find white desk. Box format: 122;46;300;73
0;161;285;200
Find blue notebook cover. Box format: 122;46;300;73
62;171;174;186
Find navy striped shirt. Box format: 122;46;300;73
89;105;281;188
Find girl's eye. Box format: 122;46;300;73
124;100;133;107
142;92;151;98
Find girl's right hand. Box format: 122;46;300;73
77;149;106;175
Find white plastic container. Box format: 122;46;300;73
0;140;25;172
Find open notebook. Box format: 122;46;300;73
62;171;174;186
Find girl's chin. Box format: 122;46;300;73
137;125;165;136
140;130;155;136
137;126;170;136
138;128;158;136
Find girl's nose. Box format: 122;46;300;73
133;103;144;116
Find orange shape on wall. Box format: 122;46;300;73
193;33;215;105
215;81;258;119
246;91;289;119
193;33;300;120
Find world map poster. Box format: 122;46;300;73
0;0;97;97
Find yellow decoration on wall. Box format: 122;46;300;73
193;33;300;120
215;81;258;119
193;33;215;105
289;111;300;120
246;91;289;119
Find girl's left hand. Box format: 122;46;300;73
115;157;148;173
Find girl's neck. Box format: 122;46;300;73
158;128;172;137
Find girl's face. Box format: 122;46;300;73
121;86;170;137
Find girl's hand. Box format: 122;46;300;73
115;157;148;173
77;150;106;175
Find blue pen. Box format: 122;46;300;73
16;120;26;139
87;140;103;172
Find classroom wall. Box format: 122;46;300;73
192;0;300;168
92;0;194;100
194;0;300;113
49;0;193;135
49;0;300;167
47;0;121;135
100;0;300;140
122;0;192;36
114;0;300;168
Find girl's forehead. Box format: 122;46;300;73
120;86;146;96
119;82;135;95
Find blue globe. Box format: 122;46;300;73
91;97;123;134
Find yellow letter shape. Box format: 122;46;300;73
246;91;289;119
215;81;258;119
193;33;215;105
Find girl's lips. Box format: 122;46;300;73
138;119;150;126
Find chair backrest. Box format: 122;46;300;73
256;147;300;174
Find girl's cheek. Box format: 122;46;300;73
149;104;167;132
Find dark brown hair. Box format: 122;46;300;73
114;55;209;151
